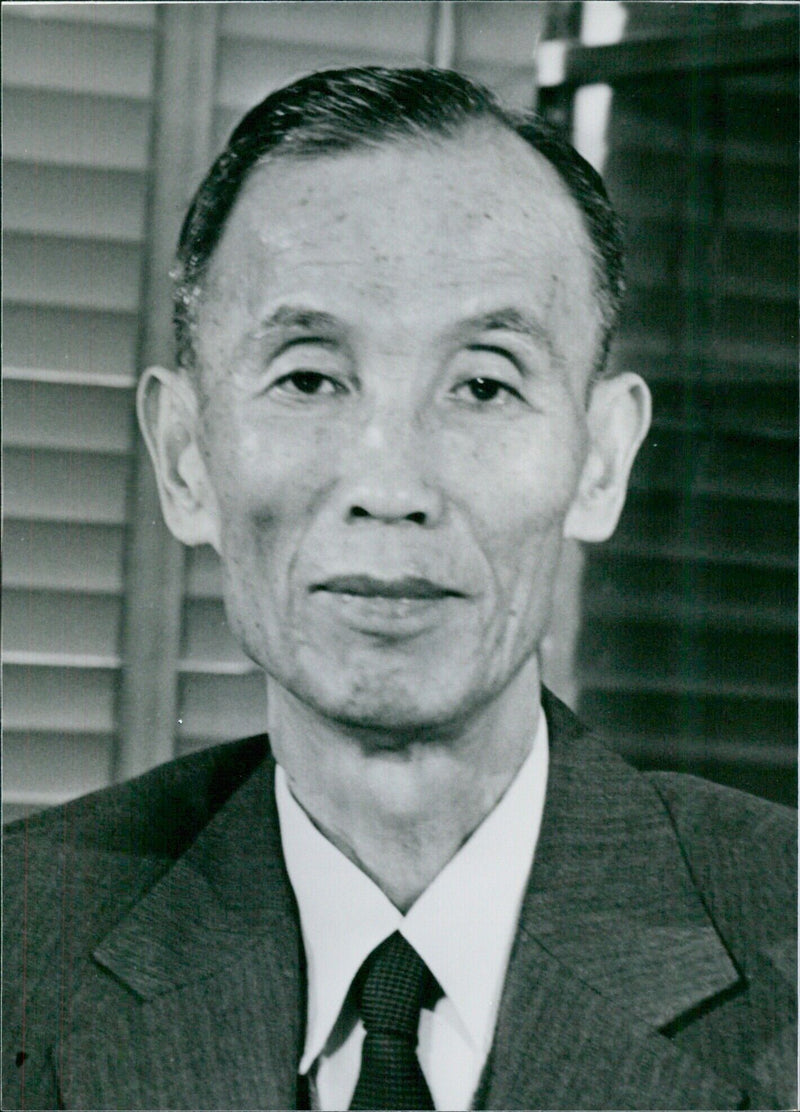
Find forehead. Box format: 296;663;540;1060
199;125;599;371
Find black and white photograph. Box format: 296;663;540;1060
3;2;797;1109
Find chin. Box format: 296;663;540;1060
291;660;494;740
330;703;456;738
324;691;462;735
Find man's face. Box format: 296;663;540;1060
192;127;602;732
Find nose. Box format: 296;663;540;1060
338;412;444;526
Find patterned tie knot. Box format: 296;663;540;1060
359;932;436;1040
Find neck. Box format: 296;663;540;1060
267;658;542;912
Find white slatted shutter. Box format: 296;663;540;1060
3;4;157;820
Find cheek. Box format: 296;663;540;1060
478;504;564;628
448;419;587;653
210;456;309;667
203;414;342;590
448;416;586;554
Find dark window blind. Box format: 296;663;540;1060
573;6;798;805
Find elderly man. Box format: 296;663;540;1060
4;68;795;1111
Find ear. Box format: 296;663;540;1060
564;372;651;543
137;366;221;550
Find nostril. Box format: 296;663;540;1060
407;511;427;525
351;506;370;518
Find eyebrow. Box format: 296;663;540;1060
249;305;347;343
456;308;559;362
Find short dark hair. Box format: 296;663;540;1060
173;66;625;380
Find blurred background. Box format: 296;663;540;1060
3;1;797;820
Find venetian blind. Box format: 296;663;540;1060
3;3;157;821
570;5;798;805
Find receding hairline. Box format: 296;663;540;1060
216;119;594;259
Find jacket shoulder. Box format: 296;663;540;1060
3;735;272;982
644;770;795;880
3;736;273;1108
645;770;796;971
4;734;271;855
642;773;796;1106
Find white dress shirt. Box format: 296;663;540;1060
275;708;549;1111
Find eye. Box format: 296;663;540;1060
453;377;523;405
271;370;342;397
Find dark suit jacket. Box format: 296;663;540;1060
3;691;796;1110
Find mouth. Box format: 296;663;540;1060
309;574;466;636
312;575;464;600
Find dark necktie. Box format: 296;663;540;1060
349;931;436;1110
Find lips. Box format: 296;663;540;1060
312;575;463;600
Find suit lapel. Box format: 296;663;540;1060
59;754;306;1110
482;691;745;1110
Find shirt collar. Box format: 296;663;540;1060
275;706;548;1073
